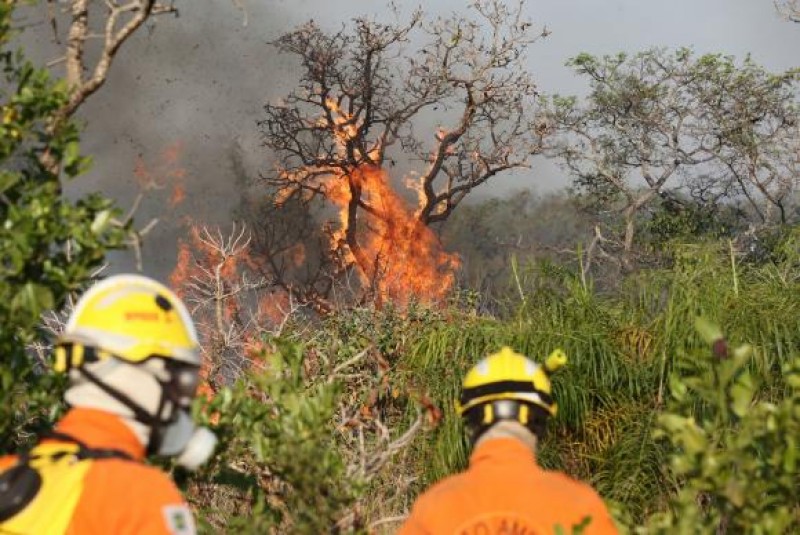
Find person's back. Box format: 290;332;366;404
0;408;194;535
400;434;616;534
398;347;618;535
0;275;217;534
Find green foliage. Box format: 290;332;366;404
642;321;800;533
641;194;746;248
441;190;592;300
191;340;362;533
0;4;126;453
548;48;800;253
392;238;800;525
2;5;798;531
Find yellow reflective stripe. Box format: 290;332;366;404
482;404;494;425
0;444;91;535
71;345;85;368
54;347;68;373
518;404;529;425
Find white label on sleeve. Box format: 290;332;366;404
162;504;197;535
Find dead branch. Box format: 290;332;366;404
258;1;548;304
336;408;424;532
775;0;800;22
59;1;177;122
175;223;274;386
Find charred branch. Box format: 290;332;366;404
258;1;547;302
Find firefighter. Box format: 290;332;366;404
0;275;216;535
399;346;618;535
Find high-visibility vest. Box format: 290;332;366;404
0;433;131;535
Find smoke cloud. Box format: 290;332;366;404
11;0;800;282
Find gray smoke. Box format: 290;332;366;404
10;0;800;282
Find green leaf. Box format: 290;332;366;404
11;282;54;317
730;373;755;418
669;373;688;402
695;316;723;345
62;141;80;168
783;436;797;473
90;209;113;235
0;170;18;193
682;425;708;455
724;479;745;508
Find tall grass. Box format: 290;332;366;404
396;239;800;524
183;236;798;530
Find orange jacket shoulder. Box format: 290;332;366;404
397;473;469;535
538;472;618;534
68;458;194;535
0;454;17;471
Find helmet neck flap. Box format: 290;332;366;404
62;346;192;456
56;275;217;469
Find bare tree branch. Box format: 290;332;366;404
775;0;800;22
60;0;177;121
258;0;548;305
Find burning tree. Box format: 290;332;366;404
258;0;550;308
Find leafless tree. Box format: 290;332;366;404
174;223;278;388
258;0;550;306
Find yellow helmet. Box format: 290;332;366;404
456;346;567;439
55;274;199;371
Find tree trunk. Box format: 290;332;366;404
623;205;636;253
622;205;637;272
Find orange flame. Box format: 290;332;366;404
169;220;291;391
133;142;187;204
276;95;461;307
170;184;186;207
326;166;460;306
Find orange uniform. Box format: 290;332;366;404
0;408;195;535
399;438;618;535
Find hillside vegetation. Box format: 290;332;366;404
1;2;799;533
179;235;800;532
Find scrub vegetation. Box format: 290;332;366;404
2;1;799;533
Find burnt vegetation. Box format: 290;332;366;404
254;0;550;309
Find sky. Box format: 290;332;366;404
15;0;800;278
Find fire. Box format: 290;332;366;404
170;224;255;319
170;184;186;207
133;142;187;203
286;95;461;306
325;165;460;306
169;240;193;297
169;220;290;389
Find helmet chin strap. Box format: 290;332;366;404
77;365;177;456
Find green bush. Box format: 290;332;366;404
0;3;126;453
179;239;800;531
188;339;366;533
642;318;800;533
